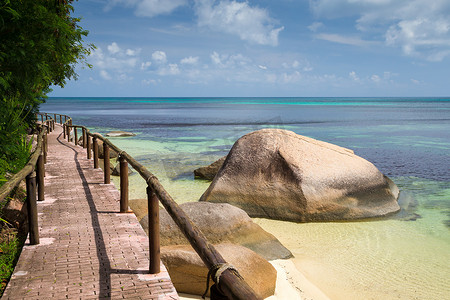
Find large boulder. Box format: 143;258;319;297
137;201;292;260
200;129;400;222
194;156;226;180
161;243;277;298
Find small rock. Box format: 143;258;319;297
111;163;132;176
106;131;136;137
194;156;226;181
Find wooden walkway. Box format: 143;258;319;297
2;125;179;299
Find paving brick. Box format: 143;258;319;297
3;126;179;300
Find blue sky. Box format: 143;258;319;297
51;0;450;97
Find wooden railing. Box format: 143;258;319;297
62;119;260;300
0;114;56;245
0;112;260;299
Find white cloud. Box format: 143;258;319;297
107;0;187;18
371;74;381;82
141;61;152;70
142;78;160;85
310;0;450;61
107;42;121;54
411;78;420;84
158;63;180;75
316;33;378;47
195;0;283;46
258;65;267;70
210;51;223;66
308;21;324;32
100;70;112;80
349;71;360;81
180;56;200;64
152;51;167;63
89;43;142;81
126;49;138;56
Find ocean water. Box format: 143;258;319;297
42;97;450;299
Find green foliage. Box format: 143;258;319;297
0;0;93;183
0;227;25;296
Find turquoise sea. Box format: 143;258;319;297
42;97;450;299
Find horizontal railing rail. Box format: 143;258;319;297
63;121;260;300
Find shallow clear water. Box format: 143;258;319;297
42;97;450;299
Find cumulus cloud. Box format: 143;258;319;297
141;61;152;70
371;74;381;82
152;51;167;63
195;0;284;46
107;0;187;17
107;42;121;54
89;42;141;80
180;56;200;64
309;0;450;61
100;70;112;80
349;71;360;81
157;64;181;75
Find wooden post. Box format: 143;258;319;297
74;127;78;146
37;154;45;201
54;114;57;124
64;115;67;123
40;114;43;122
147;186;160;274
86;135;91;159
82;128;86;148
103;143;110;184
119;155;129;213
59;115;62;124
93;137;99;168
63;124;66;139
43;133;48;164
26;172;39;245
67;125;70;142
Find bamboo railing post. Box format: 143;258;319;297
86;135;91;159
64;115;67;123
103;143;110;184
82;128;86;148
59;115;62;124
147;186;160;274
40;114;43;122
74;127;78;146
93;137;99;168
26;171;39;245
63;124;66;139
37;154;45;201
119;155;129;213
54;114;57;124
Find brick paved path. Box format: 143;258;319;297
3;126;178;300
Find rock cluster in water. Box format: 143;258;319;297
200;129;400;222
